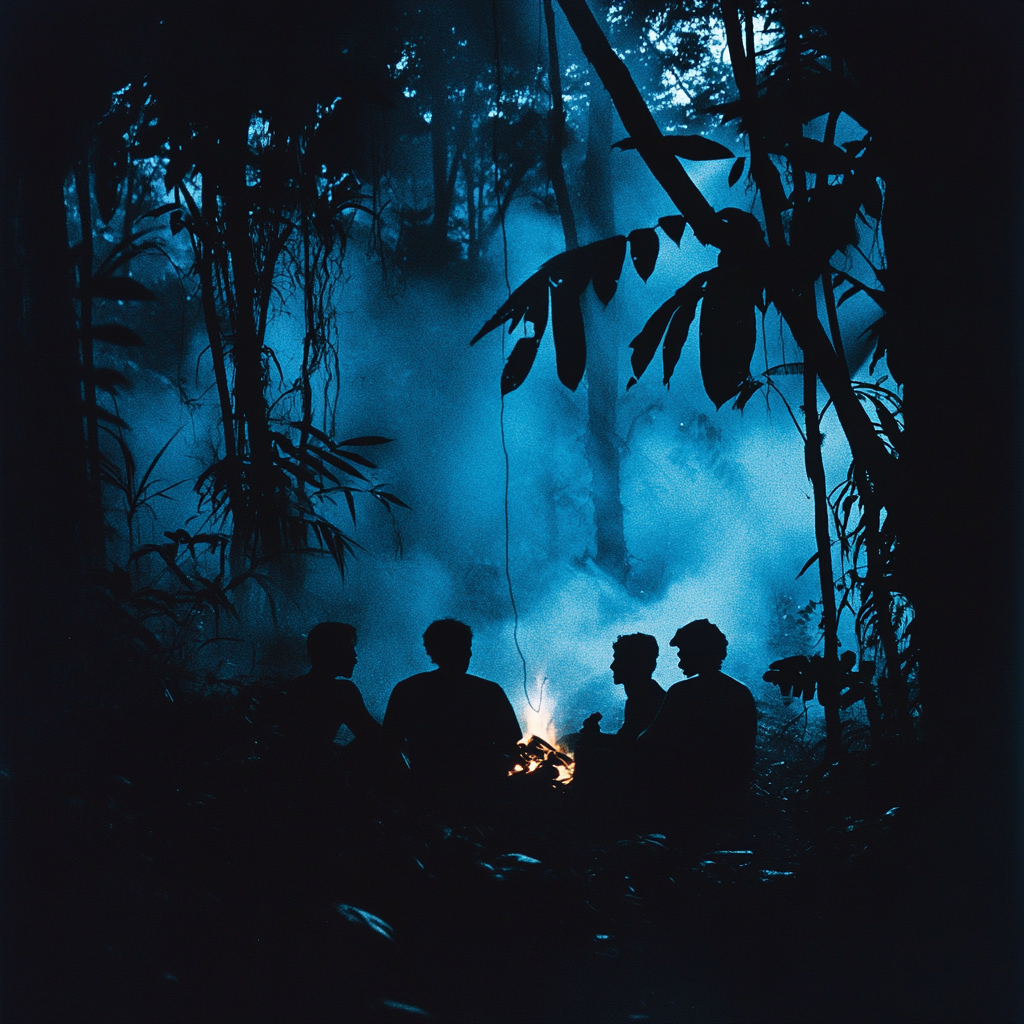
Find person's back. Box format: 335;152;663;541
382;619;522;795
278;622;380;761
637;620;756;812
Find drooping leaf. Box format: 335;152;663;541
796;551;820;579
732;377;764;412
613;134;733;160
765;362;805;375
658;215;686;245
668;134;734;160
335;435;392;447
783;137;851;175
628;228;659;283
139;203;181;221
83;400;129;430
85;277;157;302
335;904;396;943
470;270;547;345
550;282;586;391
590;235;627;305
662;273;709;385
91;367;132;395
728;157;746;187
698;267;756;408
629;292;683;382
501;335;542;395
89;323;145;347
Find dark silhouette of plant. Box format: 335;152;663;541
471;0;911;754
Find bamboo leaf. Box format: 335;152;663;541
796;551;820;579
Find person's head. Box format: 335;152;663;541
610;633;659;685
670;619;727;676
307;622;357;677
422;618;472;673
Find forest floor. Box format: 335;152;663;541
12;677;933;1023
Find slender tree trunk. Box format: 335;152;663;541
221;124;278;560
544;0;577;251
577;78;629;580
804;357;843;760
74;157;104;567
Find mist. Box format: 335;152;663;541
107;128;879;746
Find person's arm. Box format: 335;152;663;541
494;686;523;753
380;681;407;752
339;680;381;741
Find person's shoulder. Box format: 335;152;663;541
466;674;514;700
718;671;754;696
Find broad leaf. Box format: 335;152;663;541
732;377;764;412
470;270;547;345
698;268;755;408
550;282;586;391
629;293;683;382
658;215;686;245
590;235;627;305
92;367;132;395
613;134;733;160
728;157;746;187
783;138;851;175
336;435;392;446
85;277;156;302
662;273;709;385
628;228;659;283
89;323;145;347
501;335;542;395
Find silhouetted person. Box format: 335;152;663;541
611;633;666;742
382;619;521;798
571;634;665;803
278;622;381;760
636;619;756;816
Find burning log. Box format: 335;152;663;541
509;734;575;785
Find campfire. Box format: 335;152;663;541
510;686;574;785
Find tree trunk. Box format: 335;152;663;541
74;157;104;567
804;357;843;760
579;79;629;581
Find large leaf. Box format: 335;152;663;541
85;277;156;302
613;135;734;160
627;228;659;283
590;235;627;305
728;157;746;187
501;335;542;395
782;137;851;175
662;274;709;385
470;271;548;345
89;323;145;347
628;292;683;385
698;268;755;409
658;215;686;245
550;282;586;391
92;367;132;395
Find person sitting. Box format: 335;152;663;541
381;619;522;795
570;634;666;801
636;619;757;814
277;622;381;761
611;633;666;742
